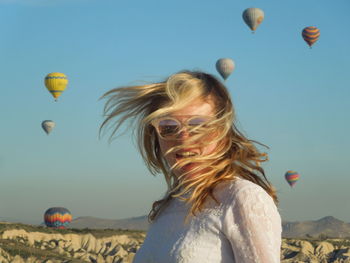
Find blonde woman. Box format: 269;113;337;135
101;71;282;263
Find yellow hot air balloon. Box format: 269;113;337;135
44;72;68;101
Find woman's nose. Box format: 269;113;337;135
176;128;191;139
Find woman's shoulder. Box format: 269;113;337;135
214;176;272;206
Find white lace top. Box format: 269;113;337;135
133;177;282;263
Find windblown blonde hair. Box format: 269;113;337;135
100;70;278;222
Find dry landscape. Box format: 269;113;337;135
0;222;350;263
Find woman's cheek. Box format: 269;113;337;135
159;139;175;165
202;142;218;155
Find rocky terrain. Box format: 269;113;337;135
1;222;350;262
0;222;144;263
281;238;350;263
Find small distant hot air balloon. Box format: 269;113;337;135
41;120;55;135
242;8;264;33
302;26;320;48
285;171;300;187
301;26;320;48
45;72;68;101
216;58;235;80
44;207;72;229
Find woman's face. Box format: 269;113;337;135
157;97;218;179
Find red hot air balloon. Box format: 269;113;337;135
285;171;300;187
302;26;320;48
44;207;72;229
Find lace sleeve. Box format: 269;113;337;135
222;184;282;263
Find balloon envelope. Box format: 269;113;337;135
44;207;72;229
242;8;264;32
44;72;68;101
302;26;320;47
41;120;55;135
216;58;235;80
285;171;300;187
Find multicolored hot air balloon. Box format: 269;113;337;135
242;8;264;33
41;120;55;135
44;207;72;229
302;26;320;48
45;72;68;101
285;171;300;188
216;58;235;80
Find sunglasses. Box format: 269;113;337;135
151;115;215;139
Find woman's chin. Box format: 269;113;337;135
177;163;201;179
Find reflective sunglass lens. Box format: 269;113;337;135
158;119;180;137
188;117;209;126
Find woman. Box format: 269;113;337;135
101;70;282;262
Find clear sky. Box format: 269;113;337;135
0;0;349;225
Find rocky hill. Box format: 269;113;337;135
283;216;350;238
71;215;350;238
1;222;350;262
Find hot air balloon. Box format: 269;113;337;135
41;120;55;135
216;58;235;80
302;26;320;48
45;72;68;101
285;171;300;187
44;207;72;229
242;8;264;33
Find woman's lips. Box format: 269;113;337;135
175;149;199;158
175;153;198;160
175;155;199;171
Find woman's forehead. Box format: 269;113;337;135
169;98;215;116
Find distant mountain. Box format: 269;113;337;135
0;217;22;224
71;215;350;238
70;215;149;231
282;216;350;238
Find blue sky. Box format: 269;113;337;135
0;0;349;224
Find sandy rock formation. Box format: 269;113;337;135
281;239;350;263
0;229;143;263
315;242;335;261
1;228;350;263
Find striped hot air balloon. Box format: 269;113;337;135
285;171;300;188
302;26;320;48
216;58;235;80
44;72;68;101
44;207;72;229
242;8;264;33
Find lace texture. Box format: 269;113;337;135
133;177;282;263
